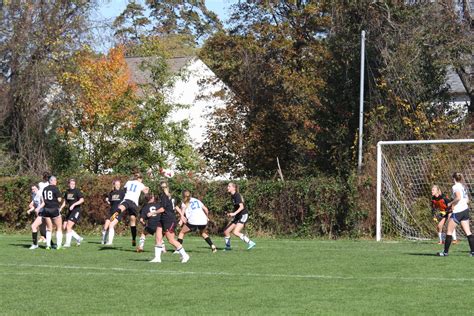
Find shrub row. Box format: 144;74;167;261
0;174;370;238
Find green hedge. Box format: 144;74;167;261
0;174;370;238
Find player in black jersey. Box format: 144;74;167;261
150;181;189;263
102;180;125;244
136;194;164;252
223;182;256;250
60;179;84;247
38;176;63;249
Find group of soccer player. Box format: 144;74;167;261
27;172;256;263
431;172;474;257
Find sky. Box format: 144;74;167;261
93;0;237;52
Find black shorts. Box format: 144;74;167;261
38;208;45;217
435;212;449;221
66;210;81;223
231;213;249;225
120;199;138;217
42;208;60;218
159;214;177;233
451;209;470;224
185;223;207;232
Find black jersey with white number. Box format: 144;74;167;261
108;189;125;211
231;192;248;215
159;193;175;216
64;188;83;211
43;185;61;209
140;202;162;220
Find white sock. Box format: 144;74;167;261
46;231;52;247
101;230;106;242
438;233;443;242
453;230;457;240
239;234;250;243
139;237;145;249
108;227;115;244
65;232;73;245
224;237;231;247
154;246;162;260
56;231;63;247
177;247;187;257
71;230;81;242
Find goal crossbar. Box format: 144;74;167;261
376;139;474;241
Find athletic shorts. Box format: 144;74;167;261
120;199;138;217
159;214;177;233
66;210;81;223
231;213;249;225
42;208;60;218
451;209;470;224
38;208;44;217
185;223;207;232
435;212;449;221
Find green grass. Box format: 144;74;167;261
1;234;473;315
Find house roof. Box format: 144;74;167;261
446;68;468;96
125;56;194;86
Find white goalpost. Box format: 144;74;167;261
376;139;474;241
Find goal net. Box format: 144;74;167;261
376;139;474;241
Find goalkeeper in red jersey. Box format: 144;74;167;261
431;185;457;244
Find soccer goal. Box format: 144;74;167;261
376;139;474;241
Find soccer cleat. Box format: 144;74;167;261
149;257;161;263
452;240;459;244
173;250;179;255
181;253;190;263
29;244;39;250
101;240;105;245
211;245;217;253
437;241;444;245
470;252;474;257
77;237;84;246
132;240;136;247
224;246;232;251
63;244;71;248
105;242;113;246
136;247;144;253
437;252;448;257
46;246;51;250
247;241;256;250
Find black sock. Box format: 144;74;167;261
131;226;137;241
467;235;474;253
204;237;214;247
178;238;183;245
32;232;38;245
444;235;453;254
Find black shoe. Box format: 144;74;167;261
132;240;136;247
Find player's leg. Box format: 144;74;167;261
438;217;457;256
53;215;63;248
107;205;125;245
177;224;191;245
70;212;82;245
200;228;217;252
437;218;445;244
30;216;43;249
129;215;137;246
459;219;474;256
102;219;110;244
44;217;53;248
150;226;164;263
64;220;75;247
232;222;256;249
39;216;47;242
223;223;235;250
165;230;189;263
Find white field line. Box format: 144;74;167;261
1;263;474;282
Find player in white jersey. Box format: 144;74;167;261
27;184;44;249
107;173;149;246
175;190;217;253
437;172;474;256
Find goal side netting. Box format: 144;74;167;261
376;139;474;241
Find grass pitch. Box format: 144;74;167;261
1;234;473;315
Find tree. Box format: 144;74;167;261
200;2;330;178
58;46;138;173
113;0;151;46
0;1;95;175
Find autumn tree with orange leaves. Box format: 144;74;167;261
57;46;138;173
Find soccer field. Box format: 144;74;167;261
1;234;473;315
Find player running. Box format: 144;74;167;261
223;182;256;251
431;185;457;244
37;176;63;249
107;173;149;246
437;172;474;256
136;194;164;252
101;180;125;244
60;179;84;247
150;181;189;263
175;189;217;253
